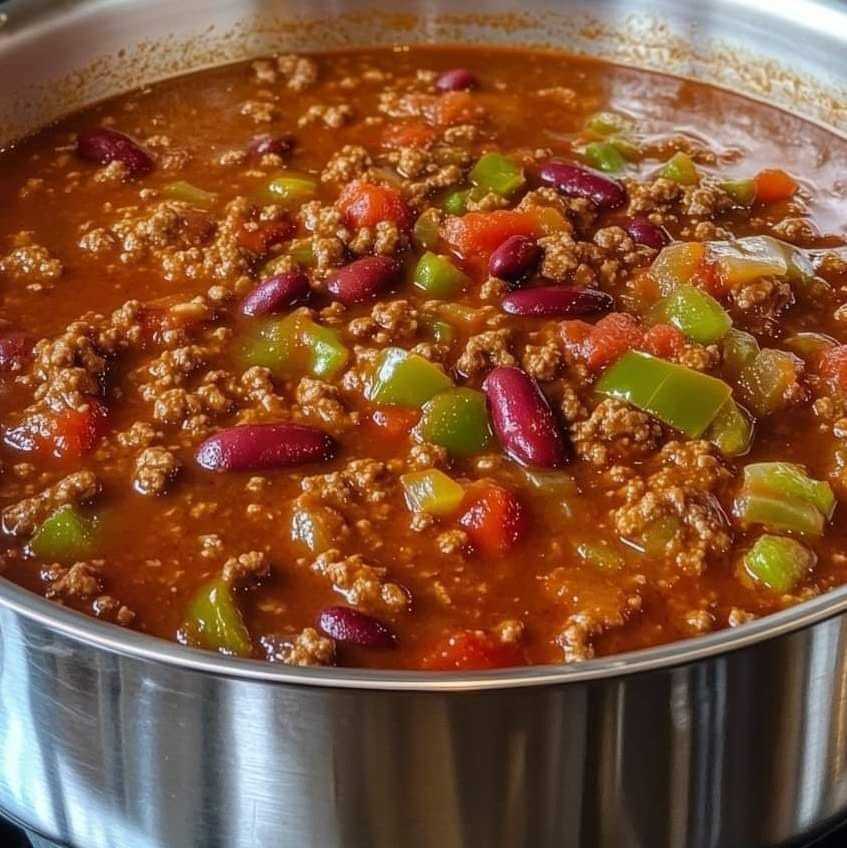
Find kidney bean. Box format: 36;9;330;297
501;286;613;317
249;133;294;158
483;366;569;468
0;332;33;372
489;235;541;283
326;256;399;306
624;216;670;250
537;160;626;210
196;423;336;472
318;606;397;649
76;128;154;177
435;68;477;92
240;270;310;317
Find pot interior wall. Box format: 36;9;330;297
1;0;846;147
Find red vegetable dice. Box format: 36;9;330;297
459;483;527;557
337;180;411;230
421;629;525;670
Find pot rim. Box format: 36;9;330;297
3;574;846;690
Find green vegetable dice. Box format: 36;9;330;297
413;252;470;299
742;462;835;520
368;347;453;408
401;469;465;517
265;171;318;206
239;313;348;381
708;236;788;285
783;332;837;361
650;242;706;296
289;503;341;555
649;284;732;344
162;180;217;207
416;388;492;457
721;328;760;382
584;111;632;136
30;505;97;562
413;209;441;250
743;534;815;593
183;578;252;656
597;351;732;437
720;179;757;206
660;152;698;185
442;188;469;215
584;141;625;173
734;492;824;537
469;153;525;198
705;401;754;457
737;348;802;416
575;539;624;571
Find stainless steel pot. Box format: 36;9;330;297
2;2;847;846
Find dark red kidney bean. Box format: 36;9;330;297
624;216;670;250
489;235;541;283
537;160;626;210
483;366;569;468
501;286;613;318
0;332;33;372
240;270;310;317
196;423;336;472
435;68;477;92
76;128;154;177
249;133;294;158
326;256;399;306
317;606;397;649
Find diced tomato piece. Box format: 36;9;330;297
459;483;527;557
642;323;686;359
819;345;847;394
442;210;541;270
754;168;798;204
430;91;483;127
382;121;437;150
237;220;292;255
6;398;111;459
368;406;420;438
560;320;593;362
49;399;109;459
420;629;525;670
337;180;411;230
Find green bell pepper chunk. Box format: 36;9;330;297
413;209;441;250
721;328;760;382
708;236;788;285
734;492;824;537
469;153;525;198
660;152;698;185
413;252;470;299
240;313;348;380
648;284;731;344
266;172;318;206
720;179;757;206
368;347;453;408
743;534;815;593
442;188;469;215
584;111;632;136
428;319;456;346
30;505;97;562
416;388;492;457
584;141;625;173
575;539;624;571
183;578;252;656
737;348;801;416
597;351;732;437
650;242;706;296
705;400;754;457
162;180;217;208
742;462;835;520
639;515;683;557
401;469;465;517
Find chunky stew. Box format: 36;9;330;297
1;46;847;670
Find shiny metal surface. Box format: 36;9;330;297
1;1;847;846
